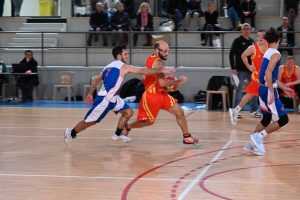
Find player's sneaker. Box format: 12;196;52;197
183;134;204;146
111;133;132;143
250;110;262;118
250;133;265;152
229;108;238;125
122;124;131;136
243;140;265;156
64;128;72;145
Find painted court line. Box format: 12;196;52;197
177;141;232;200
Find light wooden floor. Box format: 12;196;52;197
0;107;299;200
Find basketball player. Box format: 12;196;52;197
229;29;268;125
243;27;295;155
278;56;300;112
120;41;204;146
64;45;175;145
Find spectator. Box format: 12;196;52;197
121;0;136;19
277;17;295;56
110;3;131;46
17;50;39;103
201;2;227;46
0;58;8;99
240;0;256;31
87;2;109;47
229;23;256;117
12;0;23;17
184;0;204;31
103;0;120;21
167;0;187;31
284;0;299;28
132;2;154;46
225;0;242;30
277;56;300;112
0;0;4;17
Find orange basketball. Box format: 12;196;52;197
164;75;179;92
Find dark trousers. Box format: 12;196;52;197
0;0;4;17
241;13;256;28
0;78;8;95
17;77;38;101
278;43;294;56
132;27;152;46
87;27;108;45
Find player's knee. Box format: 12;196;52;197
123;108;134;118
278;114;289;127
261;114;272;127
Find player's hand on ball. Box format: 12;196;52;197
84;94;94;106
179;76;188;84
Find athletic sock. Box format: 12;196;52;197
71;129;78;138
183;133;191;138
259;130;268;137
235;105;242;113
115;127;123;136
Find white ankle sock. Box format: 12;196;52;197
259;130;268;137
235;105;242;113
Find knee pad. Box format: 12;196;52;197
278;114;289;127
261;114;272;127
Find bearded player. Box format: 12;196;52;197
114;41;204;146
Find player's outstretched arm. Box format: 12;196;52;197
124;64;176;75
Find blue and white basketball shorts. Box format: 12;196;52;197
259;85;286;116
84;95;130;123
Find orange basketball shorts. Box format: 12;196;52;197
137;91;177;122
244;79;260;96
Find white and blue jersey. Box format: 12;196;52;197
258;48;285;116
84;60;129;123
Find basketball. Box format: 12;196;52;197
164;75;179;92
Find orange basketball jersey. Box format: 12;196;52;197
144;54;164;94
281;65;298;92
250;43;269;82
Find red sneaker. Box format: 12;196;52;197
183;134;204;146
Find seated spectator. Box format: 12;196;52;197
240;0;256;31
121;0;136;19
167;0;187;31
110;3;131;46
17;50;39;103
284;0;299;28
277;56;300;112
225;0;242;30
184;0;204;31
201;2;225;46
0;58;8;99
132;2;154;46
87;2;109;47
277;17;295;56
103;0;120;21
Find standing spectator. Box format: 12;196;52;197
240;0;256;31
0;58;8;99
87;2;109;47
17;50;39;102
121;0;136;19
167;0;187;31
277;56;300;112
277;17;295;56
12;0;23;17
0;0;5;17
110;3;131;46
225;0;242;30
132;2;153;46
284;0;299;28
184;0;203;31
103;0;120;21
229;23;256;118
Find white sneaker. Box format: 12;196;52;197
250;110;262;118
229;108;238;125
64;128;72;145
111;133;132;143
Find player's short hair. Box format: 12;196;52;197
112;45;127;59
286;55;294;60
257;29;266;33
263;27;280;44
